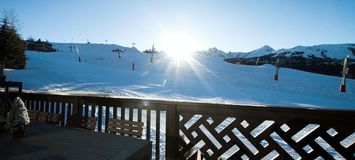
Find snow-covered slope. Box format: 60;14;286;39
5;43;355;109
241;45;275;58
196;47;232;58
205;45;276;59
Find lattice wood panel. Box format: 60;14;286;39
178;111;354;160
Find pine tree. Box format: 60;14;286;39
0;15;26;69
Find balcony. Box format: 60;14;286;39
1;89;354;160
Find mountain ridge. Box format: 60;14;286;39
202;43;355;60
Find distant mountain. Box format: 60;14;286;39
274;44;355;60
221;43;355;79
200;43;355;60
196;47;229;58
237;45;275;58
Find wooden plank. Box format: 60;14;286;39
28;110;39;121
4;85;9;112
60;102;66;126
79;102;83;117
156;110;160;160
72;97;79;116
322;132;353;159
26;99;30;110
91;105;96;118
107;119;144;137
46;101;50;113
36;100;41;112
20;92;355;122
105;106;110;133
137;108;142;139
84;104;89;119
26;99;34;110
50;101;55;113
67;104;72;123
55;101;60;114
31;99;35;111
138;108;142;122
23;99;28;110
113;106;117;119
121;107;125;120
48;113;61;124
37;112;49;122
16;92;355;113
128;108;133;137
24;99;29;109
37;100;41;112
107;128;142;137
107;123;143;131
166;105;178;159
44;100;48;112
98;106;102;132
85;117;96;130
109;119;144;126
129;108;133;121
146;109;151;140
40;100;45;112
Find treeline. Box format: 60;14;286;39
143;44;158;54
25;38;56;52
225;54;354;79
0;9;57;70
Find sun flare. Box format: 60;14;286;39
160;32;198;62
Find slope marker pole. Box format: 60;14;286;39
340;55;349;92
274;58;280;81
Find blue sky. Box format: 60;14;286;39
1;0;355;52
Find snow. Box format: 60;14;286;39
242;45;275;58
214;45;276;59
5;43;355;110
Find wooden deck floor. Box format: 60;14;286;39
0;123;151;160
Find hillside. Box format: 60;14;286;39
225;44;355;78
226;44;355;59
5;43;355;109
275;44;355;59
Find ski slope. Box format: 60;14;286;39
5;43;355;110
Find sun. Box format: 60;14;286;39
160;32;198;62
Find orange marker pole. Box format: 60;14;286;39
274;67;279;81
274;58;280;81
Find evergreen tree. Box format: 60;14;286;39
0;14;26;69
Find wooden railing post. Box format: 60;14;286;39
72;96;80;116
166;105;178;159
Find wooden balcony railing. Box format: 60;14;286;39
2;92;354;160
